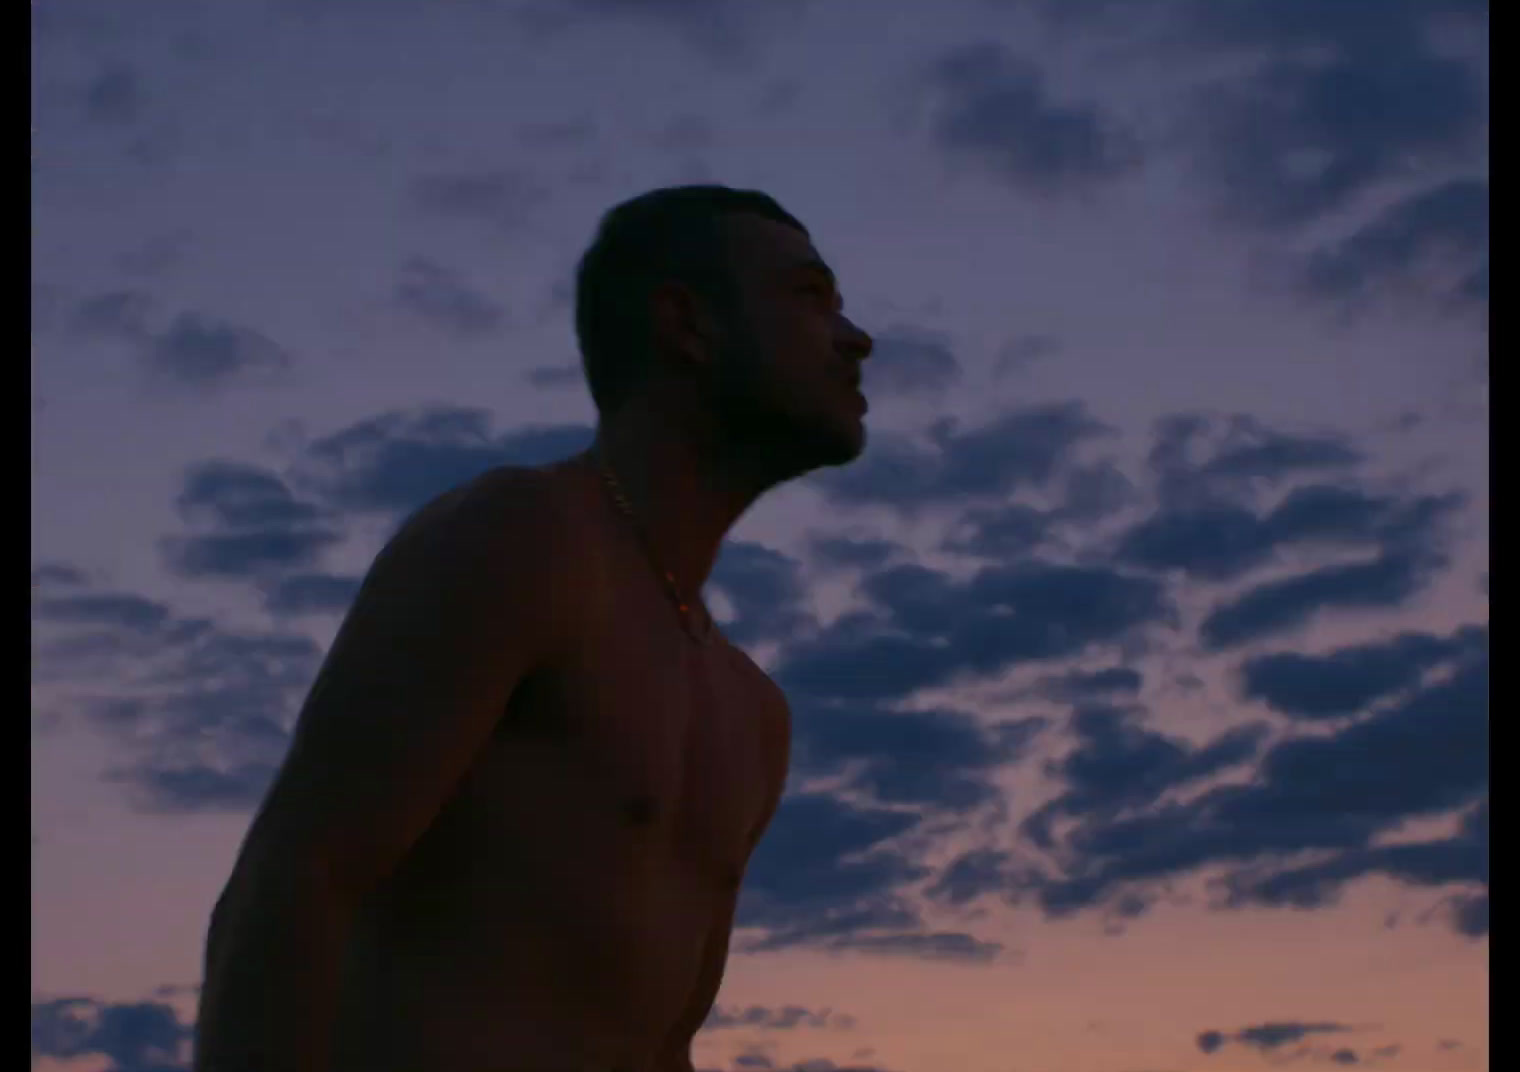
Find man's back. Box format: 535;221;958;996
198;460;791;1072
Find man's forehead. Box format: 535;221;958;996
722;212;827;274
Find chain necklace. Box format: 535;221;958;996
593;447;714;645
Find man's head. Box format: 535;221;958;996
575;185;874;473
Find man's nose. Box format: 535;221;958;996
837;316;874;361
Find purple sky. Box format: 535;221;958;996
32;2;1487;1070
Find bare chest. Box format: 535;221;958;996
452;611;784;889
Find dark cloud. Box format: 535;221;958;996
806;534;900;573
1015;646;1486;928
31;561;90;588
161;528;342;580
1179;1;1487;227
1115;484;1400;582
704;1004;855;1030
409;169;551;232
145;313;292;390
290;405;592;517
515;115;598;148
160;460;343;582
34;593;174;633
1019;706;1265;865
1196;1020;1352;1054
1240;626;1484;719
1031;666;1144;703
1146;414;1363;509
518;0;808;64
84;65;142;124
71;290;153;342
260;571;363;617
862;327;963;398
1221;796;1487;916
1198;549;1445;651
793;700;1043;814
32;993;193;1071
812;401;1109;513
737;792;936;953
941;503;1050;559
922;42;1141;195
650;112;715;152
994;333;1061;378
1302;179;1488;310
34;573;323;811
1330;1050;1360;1066
176;460;327;530
1449;890;1488;937
775;560;1170;703
392;256;506;337
927;847;1014;907
524;363;582;389
709;541;814;647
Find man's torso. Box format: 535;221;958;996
327;463;789;1071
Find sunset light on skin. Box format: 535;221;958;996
32;2;1486;1070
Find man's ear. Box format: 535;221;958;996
650;281;718;367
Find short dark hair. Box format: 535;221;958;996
573;184;807;416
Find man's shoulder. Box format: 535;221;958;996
377;460;594;597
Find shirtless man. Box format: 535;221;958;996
193;185;875;1072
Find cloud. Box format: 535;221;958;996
161;529;343;580
32;993;193;1071
84;64;142;124
259;571;363;617
516;0;807;64
31;561;90;588
1145;414;1363;509
175;460;327;530
738;792;932;947
794;700;1044;815
994;333;1061;378
1221;795;1487;916
704;1005;856;1030
921;42;1141;195
34;572;324;811
860;326;962;398
160;460;343;582
1018;705;1266;865
1239;626;1484;719
1196;1020;1352;1055
710;541;815;647
1198;549;1446;651
1301;179;1488;310
525;363;583;389
1015;640;1486;928
1181;1;1487;228
290;405;592;517
144;313;292;391
71;290;154;342
34;592;174;633
806;534;901;573
409;169;551;233
516;115;598;148
774;559;1170;703
392;256;506;337
1030;666;1144;702
812;401;1109;513
1115;484;1400;582
650;112;715;152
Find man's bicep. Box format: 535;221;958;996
239;481;567;897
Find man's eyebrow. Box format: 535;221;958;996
789;257;837;286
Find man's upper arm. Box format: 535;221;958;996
231;472;571;901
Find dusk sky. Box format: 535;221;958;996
30;2;1488;1070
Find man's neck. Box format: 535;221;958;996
589;396;769;598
